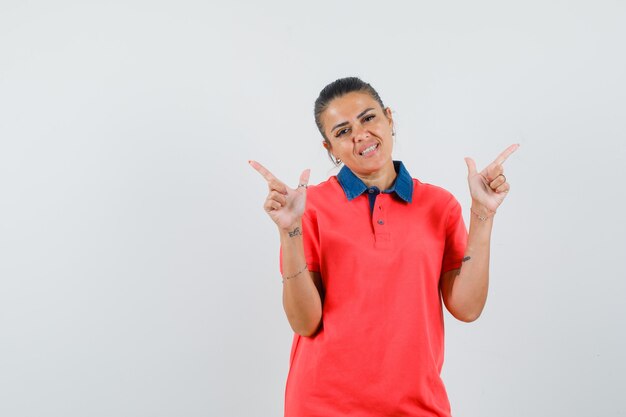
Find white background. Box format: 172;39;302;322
1;1;625;416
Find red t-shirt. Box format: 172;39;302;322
283;173;468;417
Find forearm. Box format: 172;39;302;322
448;206;494;321
279;222;322;337
444;143;517;321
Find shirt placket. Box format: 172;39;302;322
372;193;391;249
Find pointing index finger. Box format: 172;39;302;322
249;160;277;183
249;160;288;194
493;143;520;165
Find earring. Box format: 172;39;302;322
334;156;342;165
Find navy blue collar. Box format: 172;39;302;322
337;161;413;203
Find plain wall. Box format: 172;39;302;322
1;1;625;416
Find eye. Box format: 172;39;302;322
363;114;375;122
336;128;350;138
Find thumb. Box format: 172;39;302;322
299;169;311;187
464;157;477;176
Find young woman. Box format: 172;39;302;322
250;77;518;417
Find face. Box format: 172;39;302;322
321;92;394;176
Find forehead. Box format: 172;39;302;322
321;92;380;125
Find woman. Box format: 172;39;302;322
250;77;518;417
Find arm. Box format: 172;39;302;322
440;144;519;322
249;160;323;337
440;211;493;322
280;222;323;336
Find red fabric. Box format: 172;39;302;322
282;176;468;417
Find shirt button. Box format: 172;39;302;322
368;188;375;194
377;219;384;225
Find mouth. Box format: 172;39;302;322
359;143;379;157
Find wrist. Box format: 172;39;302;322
470;202;496;221
279;221;303;238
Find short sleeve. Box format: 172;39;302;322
441;196;468;273
279;210;321;274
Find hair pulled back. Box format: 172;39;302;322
314;77;386;164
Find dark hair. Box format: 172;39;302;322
314;77;387;164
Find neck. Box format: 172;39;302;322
354;160;397;190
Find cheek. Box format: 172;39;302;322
375;125;391;140
375;119;391;131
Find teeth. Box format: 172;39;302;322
360;144;377;156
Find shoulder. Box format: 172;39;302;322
303;176;343;215
413;178;457;203
410;179;462;219
306;176;342;200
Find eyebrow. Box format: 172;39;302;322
330;107;375;133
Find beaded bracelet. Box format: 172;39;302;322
282;264;308;283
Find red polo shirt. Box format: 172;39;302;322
283;162;468;417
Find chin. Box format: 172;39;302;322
352;159;389;175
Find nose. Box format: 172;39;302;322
352;123;369;142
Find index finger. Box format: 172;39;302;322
493;143;520;165
249;160;277;183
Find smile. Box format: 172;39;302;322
359;143;379;156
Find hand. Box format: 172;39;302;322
249;160;311;231
464;144;519;214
